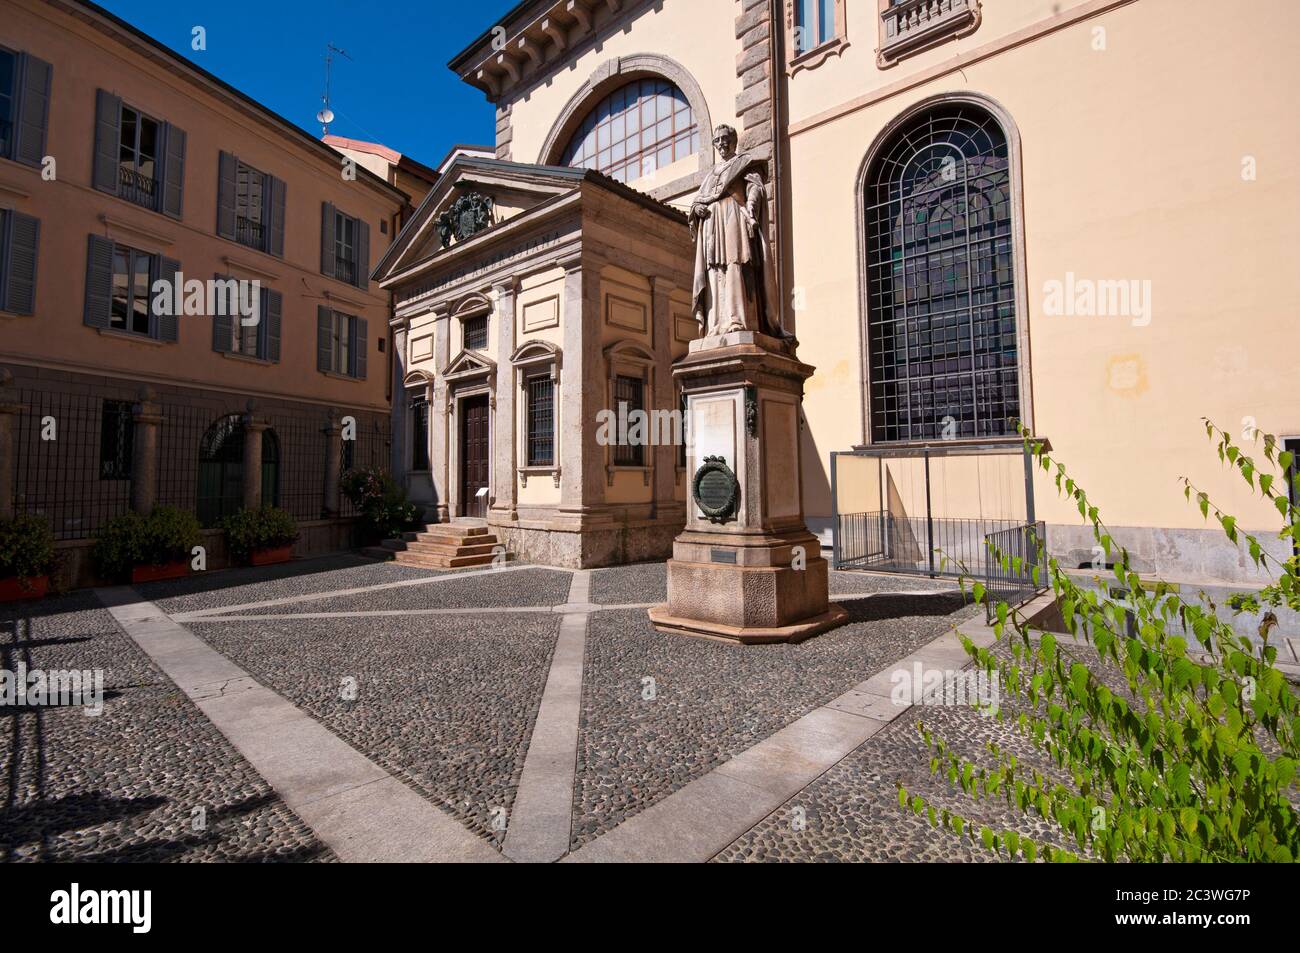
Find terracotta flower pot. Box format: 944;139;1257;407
0;575;49;602
250;544;293;566
131;560;190;584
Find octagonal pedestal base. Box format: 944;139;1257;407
648;602;849;645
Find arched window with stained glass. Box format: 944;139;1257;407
560;78;699;183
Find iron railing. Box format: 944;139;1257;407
119;165;157;209
982;520;1046;624
235;215;265;249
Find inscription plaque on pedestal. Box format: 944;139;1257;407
692;456;739;524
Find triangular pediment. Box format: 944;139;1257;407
375;157;588;283
444;348;497;380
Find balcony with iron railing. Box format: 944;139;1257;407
334;256;356;285
879;0;981;65
236;215;265;250
119;164;158;210
0;118;13;159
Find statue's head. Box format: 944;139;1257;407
712;124;738;160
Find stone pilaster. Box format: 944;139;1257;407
430;303;452;522
0;369;19;522
491;279;518;522
390;323;408;482
130;386;163;515
650;277;681;519
322;411;343;518
557;251;606;526
241;402;269;511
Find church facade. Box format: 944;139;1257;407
381;0;1299;580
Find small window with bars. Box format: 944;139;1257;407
410;396;430;471
100;400;134;480
527;376;555;467
613;375;645;467
463;313;488;351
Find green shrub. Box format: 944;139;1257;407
0;515;56;581
902;421;1299;863
93;506;202;580
221;506;299;563
341;467;419;541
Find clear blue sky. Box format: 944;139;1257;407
97;0;516;166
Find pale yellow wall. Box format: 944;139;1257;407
516;267;565;507
502;0;738;193
794;0;1300;534
0;0;400;414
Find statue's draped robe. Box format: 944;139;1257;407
691;153;783;338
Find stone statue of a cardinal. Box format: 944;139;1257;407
688;124;794;344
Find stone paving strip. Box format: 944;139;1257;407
95;587;503;863
503;570;591;863
566;614;998;863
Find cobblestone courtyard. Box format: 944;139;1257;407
2;555;1072;862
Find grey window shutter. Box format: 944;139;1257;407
355;219;370;290
317;305;333;372
160;123;186;219
83;234;114;328
92;89;122;194
216;151;237;240
2;212;40;315
267;176;286;257
353;317;368;380
211;272;232;353
155;257;180;341
264;288;282;362
13;54;52;167
320;202;336;278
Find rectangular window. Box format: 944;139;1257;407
333;312;352;375
0;48;14;159
335;211;357;285
235;160;266;250
99;400;134;481
110;245;155;336
410;396;430;471
795;0;836;52
463;314;488;351
118;104;160;209
217;279;263;357
613;375;645;467
527;376;555;467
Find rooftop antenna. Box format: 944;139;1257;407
316;43;352;136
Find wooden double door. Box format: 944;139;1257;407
459;394;490;518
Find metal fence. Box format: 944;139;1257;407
12;390;132;540
982;520;1046;624
9;387;390;539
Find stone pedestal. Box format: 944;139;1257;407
648;330;847;644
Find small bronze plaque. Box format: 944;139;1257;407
692;455;739;524
710;548;737;564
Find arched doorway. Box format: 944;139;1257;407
196;415;280;526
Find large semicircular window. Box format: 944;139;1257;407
560;78;699;183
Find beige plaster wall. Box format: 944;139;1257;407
501;0;738;180
792;0;1300;534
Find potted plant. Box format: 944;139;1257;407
0;515;56;601
222;506;299;566
341;467;420;543
93;506;202;584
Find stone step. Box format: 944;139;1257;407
409;524;490;538
413;531;499;547
402;540;501;557
392;551;512;570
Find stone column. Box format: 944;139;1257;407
491;278;518;522
0;369;20;522
241;401;268;511
322;410;342;518
130;386;163;515
390;323;408;482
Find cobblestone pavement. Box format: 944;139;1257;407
0;593;333;862
188;612;559;847
570;586;981;849
217;568;572;615
4;554;1072;864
